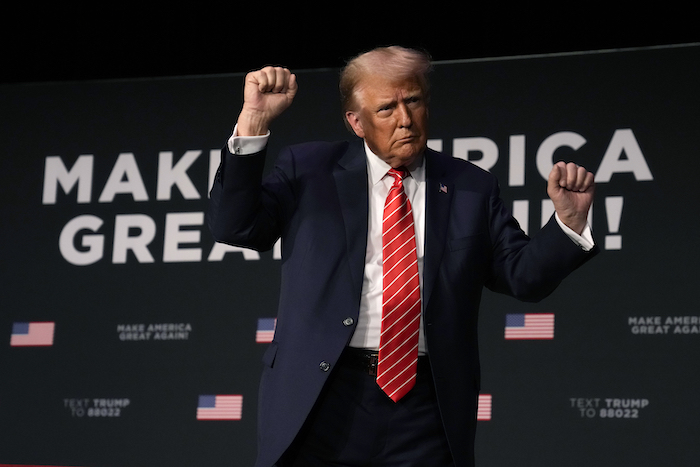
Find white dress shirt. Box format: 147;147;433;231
348;142;428;353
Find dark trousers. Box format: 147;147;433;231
278;349;455;467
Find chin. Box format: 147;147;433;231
393;149;423;169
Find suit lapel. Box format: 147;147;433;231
333;141;369;299
423;149;454;312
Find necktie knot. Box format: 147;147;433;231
387;169;408;192
387;168;407;181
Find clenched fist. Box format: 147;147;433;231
237;66;298;136
547;161;595;235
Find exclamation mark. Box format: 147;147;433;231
605;196;623;250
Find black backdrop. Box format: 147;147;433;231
2;44;699;466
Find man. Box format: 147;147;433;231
208;46;597;467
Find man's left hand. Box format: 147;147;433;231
547;161;595;235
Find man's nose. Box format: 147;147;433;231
397;103;412;128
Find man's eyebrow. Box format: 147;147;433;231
375;98;398;110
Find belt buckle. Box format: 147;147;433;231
366;352;378;377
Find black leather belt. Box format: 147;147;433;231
340;347;429;377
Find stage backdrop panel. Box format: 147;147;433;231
1;44;698;466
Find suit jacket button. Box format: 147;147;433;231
319;361;331;372
342;317;354;326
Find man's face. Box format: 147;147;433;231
345;75;428;169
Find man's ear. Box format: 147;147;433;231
345;111;364;138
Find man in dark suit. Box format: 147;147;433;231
208;46;597;467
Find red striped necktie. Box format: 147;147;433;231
377;168;421;402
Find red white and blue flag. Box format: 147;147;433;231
196;395;243;420
10;322;55;346
256;318;276;343
477;394;492;421
505;313;555;340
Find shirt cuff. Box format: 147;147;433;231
555;213;595;251
227;124;270;155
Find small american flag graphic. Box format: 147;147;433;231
256;318;276;343
477;394;492;421
196;395;243;420
505;313;555;340
10;322;55;346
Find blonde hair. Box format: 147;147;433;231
339;46;432;124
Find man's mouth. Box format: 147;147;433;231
397;135;418;143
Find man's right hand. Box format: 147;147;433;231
236;66;298;136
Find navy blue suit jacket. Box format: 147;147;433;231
208;139;596;467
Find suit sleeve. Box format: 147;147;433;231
207;145;294;252
485;178;598;302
